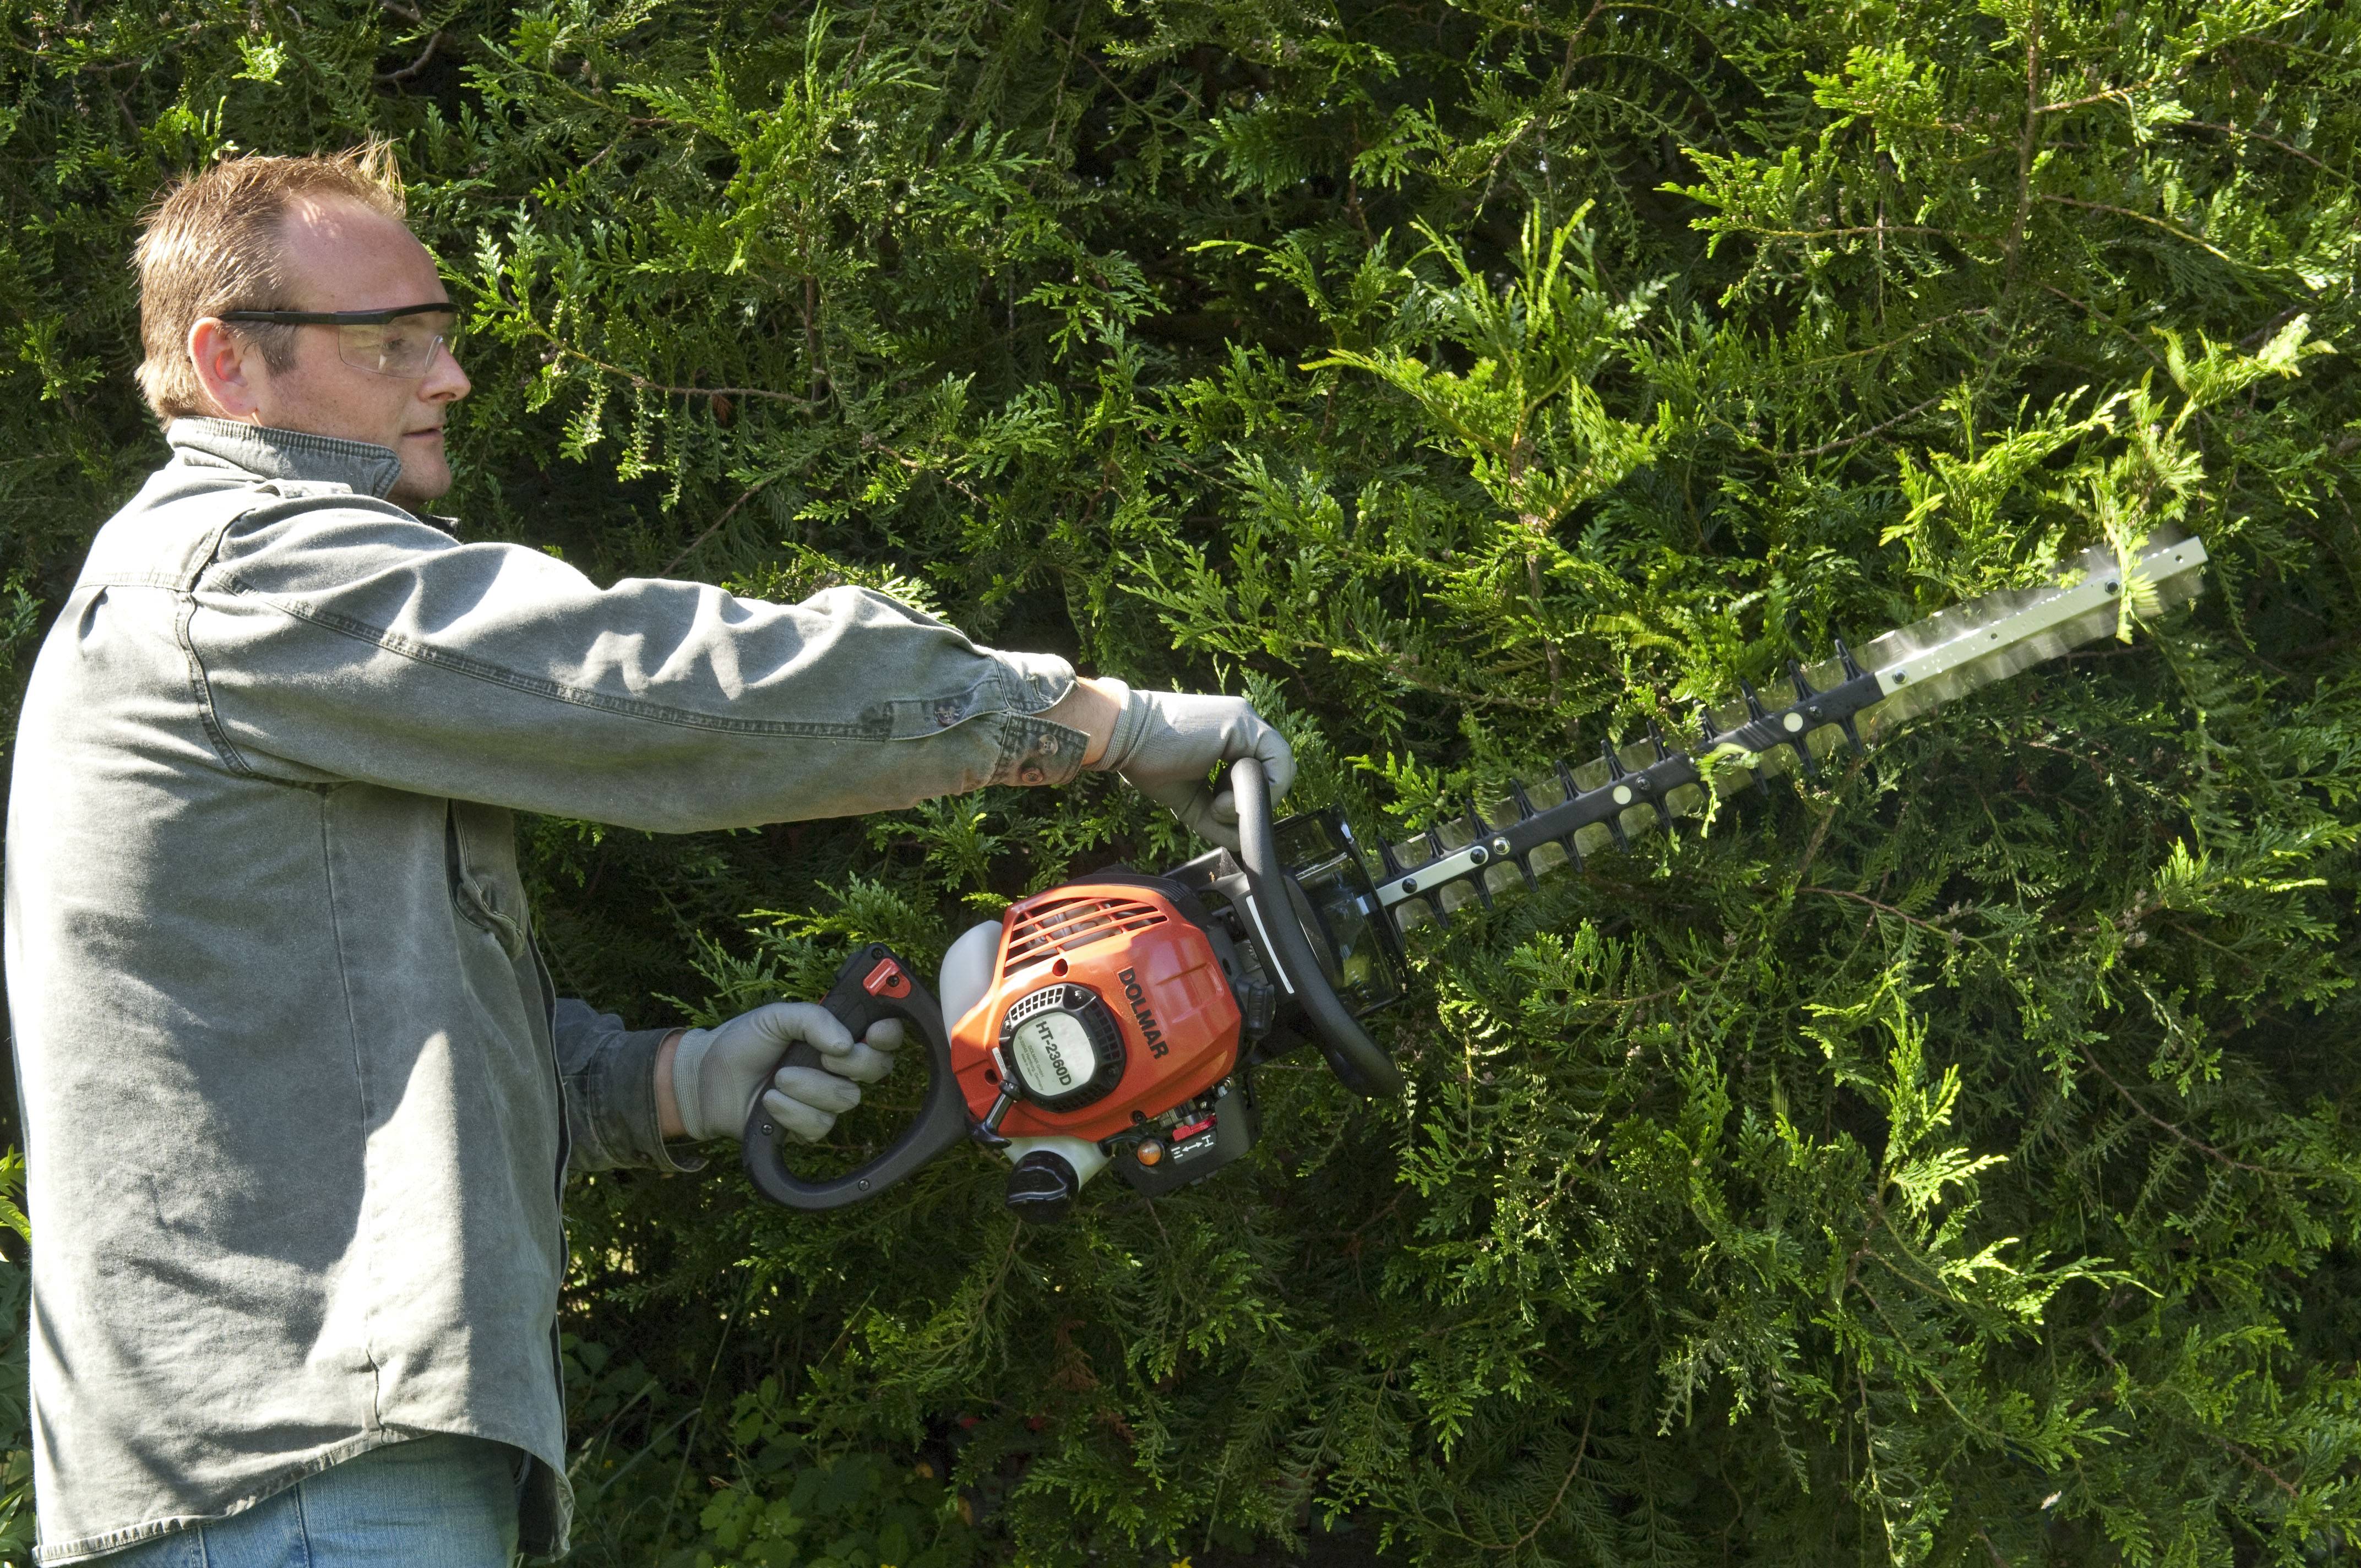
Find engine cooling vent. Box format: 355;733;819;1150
1004;895;1166;965
1002;986;1073;1028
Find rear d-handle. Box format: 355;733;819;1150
741;944;971;1210
1230;759;1405;1098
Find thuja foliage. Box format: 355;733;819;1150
4;0;2360;1563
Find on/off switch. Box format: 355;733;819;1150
1169;1115;1216;1144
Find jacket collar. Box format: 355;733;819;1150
165;417;405;500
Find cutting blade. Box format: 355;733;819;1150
1375;530;2210;931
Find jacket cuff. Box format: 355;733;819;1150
552;999;708;1174
982;649;1086;786
605;1023;711;1174
993;649;1076;715
644;1030;710;1175
994;714;1090;787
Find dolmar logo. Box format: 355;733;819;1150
1116;967;1168;1058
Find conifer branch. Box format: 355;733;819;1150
1780;394;1946;459
2211;1434;2304;1501
2172;119;2346;179
661;473;785;575
554;346;821;408
2037;197;2244;267
1801;885;1965;944
377;31;445;85
2082;1054;2287;1177
2004;0;2043;276
1473;1404;1593;1552
1791;752;1869;879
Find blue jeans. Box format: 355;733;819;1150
91;1435;521;1567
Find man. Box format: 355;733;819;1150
3;145;1291;1565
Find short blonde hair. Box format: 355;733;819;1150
132;143;408;424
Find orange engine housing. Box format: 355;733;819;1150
949;881;1243;1142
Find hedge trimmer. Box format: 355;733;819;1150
743;532;2210;1223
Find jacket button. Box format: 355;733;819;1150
1020;766;1045;785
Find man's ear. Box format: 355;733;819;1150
187;318;264;421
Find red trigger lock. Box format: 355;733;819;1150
863;957;913;1000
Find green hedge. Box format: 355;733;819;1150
4;1;2359;1564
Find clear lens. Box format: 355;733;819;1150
334;309;459;378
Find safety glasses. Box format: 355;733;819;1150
216;302;461;379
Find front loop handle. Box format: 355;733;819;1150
740;944;969;1210
1230;758;1404;1098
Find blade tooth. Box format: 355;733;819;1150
1377;836;1406;878
1732;690;1771;797
1835;633;1866;682
1783;663;1821;781
1397;824;1464;927
1598;741;1632;850
1501;783;1545;889
1462;799;1500;907
1553;755;1582;797
1645;721;1678;826
1733;683;1780;795
1550;756;1587;868
1464;798;1502;907
1689;703;1724;798
1830;641;1867;752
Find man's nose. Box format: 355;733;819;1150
423;337;471;403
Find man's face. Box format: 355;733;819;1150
225;197;472;508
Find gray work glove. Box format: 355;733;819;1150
671;1003;905;1144
1091;681;1296;851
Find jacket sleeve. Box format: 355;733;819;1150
183;496;1086;830
551;998;704;1174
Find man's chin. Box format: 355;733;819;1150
388;456;452;511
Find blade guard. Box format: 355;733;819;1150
1232;758;1404;1098
739;943;969;1210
